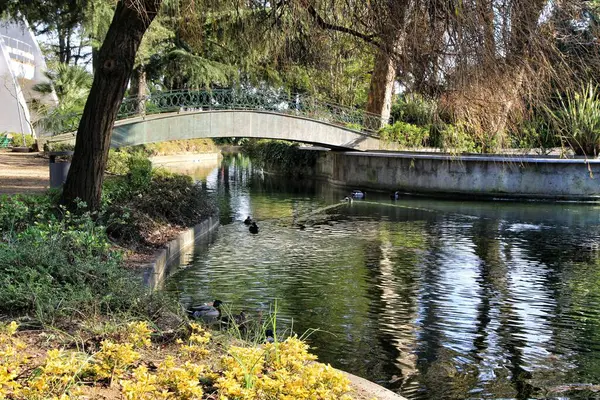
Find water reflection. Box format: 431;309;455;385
164;155;600;399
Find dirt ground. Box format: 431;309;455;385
0;150;49;195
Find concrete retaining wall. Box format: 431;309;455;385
142;215;220;289
316;151;600;201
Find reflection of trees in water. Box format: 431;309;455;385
358;219;427;391
466;219;535;399
498;223;600;392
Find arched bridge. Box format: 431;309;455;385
43;89;386;150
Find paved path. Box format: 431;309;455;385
0;151;48;195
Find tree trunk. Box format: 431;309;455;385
62;0;161;210
130;65;147;115
91;47;100;74
365;49;396;130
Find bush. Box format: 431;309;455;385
0;198;147;320
0;321;352;400
102;157;217;245
44;142;75;152
10;133;36;149
379;121;430;147
106;149;133;175
437;124;479;153
391;93;437;126
511;114;559;153
545;82;600;156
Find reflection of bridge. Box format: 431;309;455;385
44;89;386;150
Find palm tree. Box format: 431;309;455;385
32;63;93;135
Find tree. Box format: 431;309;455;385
61;0;161;210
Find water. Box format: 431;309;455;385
164;155;600;399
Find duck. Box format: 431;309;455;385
188;299;223;322
264;329;275;344
351;190;366;199
221;310;248;333
244;216;252;225
390;191;400;200
249;221;259;234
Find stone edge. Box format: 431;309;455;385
340;370;407;400
141;215;220;289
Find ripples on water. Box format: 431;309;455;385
164;156;600;399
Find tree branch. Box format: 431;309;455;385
300;1;381;49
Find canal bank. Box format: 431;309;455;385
314;150;600;201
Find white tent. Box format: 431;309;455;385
0;18;57;139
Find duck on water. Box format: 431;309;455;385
188;299;223;321
188;299;248;329
249;221;259;234
351;190;366;199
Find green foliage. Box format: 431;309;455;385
545;82;600;156
10;133;36;149
242;140;319;178
44;142;75;152
33;63;92;107
0;197;146;321
344;122;363;131
379;121;429;148
511;114;559;153
102;153;217;244
438;124;479;153
391;94;437;126
0;151;214;322
106;149;136;176
137;139;218;156
32;63;92;135
147;48;238;90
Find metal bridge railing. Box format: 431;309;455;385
41;89;387;137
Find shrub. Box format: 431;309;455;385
0;202;145;320
10;133;36;149
511;114;559;153
379;121;429;147
344;122;363;131
0;321;352;400
44;142;75;152
391;93;437;126
106;149;133;176
102;160;217;245
545;82;600;156
440;124;479;153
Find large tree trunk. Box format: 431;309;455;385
365;49;396;130
62;0;161;210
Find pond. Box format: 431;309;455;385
163;154;600;399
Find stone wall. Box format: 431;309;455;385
316;151;600;201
